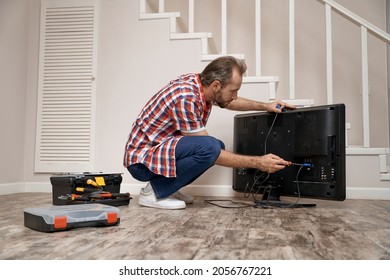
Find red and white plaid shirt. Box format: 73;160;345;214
123;73;212;177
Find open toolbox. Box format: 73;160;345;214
50;172;131;206
24;204;121;232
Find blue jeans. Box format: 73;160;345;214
127;136;225;199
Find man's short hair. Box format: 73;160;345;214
200;56;247;88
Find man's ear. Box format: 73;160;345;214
211;80;221;91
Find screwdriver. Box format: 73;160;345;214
288;162;313;167
76;187;97;193
58;194;89;201
86;179;99;187
89;192;131;199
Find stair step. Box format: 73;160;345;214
243;76;279;83
170;32;212;40
281;99;315;107
379;154;388;173
346;147;390;181
139;12;180;20
201;54;245;61
346;146;389;155
380;173;390;180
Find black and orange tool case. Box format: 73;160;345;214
50;173;131;206
24;204;121;232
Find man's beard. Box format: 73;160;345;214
214;90;229;108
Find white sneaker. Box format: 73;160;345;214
138;183;186;210
171;191;194;204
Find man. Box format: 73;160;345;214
123;56;295;210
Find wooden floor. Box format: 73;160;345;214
0;192;389;260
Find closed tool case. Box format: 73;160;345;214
50;173;131;206
24;204;121;232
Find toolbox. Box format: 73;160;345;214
24;204;121;232
50;172;131;206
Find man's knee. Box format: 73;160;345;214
201;136;225;163
176;135;225;163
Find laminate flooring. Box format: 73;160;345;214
0;192;389;260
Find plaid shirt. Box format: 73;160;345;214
123;73;212;177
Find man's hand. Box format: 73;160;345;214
255;153;290;173
215;150;289;173
267;100;296;113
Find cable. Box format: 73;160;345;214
204;199;252;208
277;164;304;208
245;112;307;208
242;113;278;201
206;112;308;209
244;169;269;200
264;113;278;155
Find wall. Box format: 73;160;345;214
0;0;388;196
388;0;390;145
0;0;29;186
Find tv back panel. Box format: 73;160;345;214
232;104;346;204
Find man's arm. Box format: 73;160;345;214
215;149;289;174
181;130;289;173
225;97;295;112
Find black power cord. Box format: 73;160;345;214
205;112;310;209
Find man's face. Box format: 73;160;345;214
214;68;242;108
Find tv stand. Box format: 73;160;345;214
253;199;316;208
254;185;316;208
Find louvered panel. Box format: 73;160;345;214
35;0;98;172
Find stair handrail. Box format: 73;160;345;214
317;0;390;148
318;0;390;43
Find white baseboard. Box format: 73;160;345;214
346;187;390;200
0;182;389;200
25;182;52;192
0;182;25;194
120;183;241;197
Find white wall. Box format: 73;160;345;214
387;0;390;146
0;0;388;196
0;0;29;184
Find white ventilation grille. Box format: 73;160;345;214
35;0;98;172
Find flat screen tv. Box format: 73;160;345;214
232;103;346;208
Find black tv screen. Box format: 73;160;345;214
232;104;346;207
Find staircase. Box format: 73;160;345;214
139;0;313;106
138;0;390;193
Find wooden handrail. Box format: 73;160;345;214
319;0;390;43
319;0;390;147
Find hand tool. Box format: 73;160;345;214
76;187;131;200
58;194;90;202
288;162;313;167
